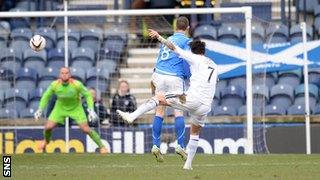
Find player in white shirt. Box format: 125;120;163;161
117;29;218;170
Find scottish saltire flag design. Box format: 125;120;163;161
204;40;320;79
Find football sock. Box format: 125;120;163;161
44;130;52;144
185;135;199;167
89;130;104;148
152;116;163;147
175;116;185;148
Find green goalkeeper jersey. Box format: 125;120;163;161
39;78;94;111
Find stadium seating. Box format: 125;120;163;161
0;80;11;90
15;67;38;92
270;84;294;109
253;73;276;89
293;84;318;108
242;23;265;44
38;67;59;89
266;24;288;43
289;24;313;44
23;48;47;70
71;47;95;69
277;69;302;88
252;84;269;104
217;24;241;44
238;105;261;116
20;107;36;118
0;108;18;119
193;24;217;40
86;67;110;92
70;67;86;82
0;90;4;106
80;27;103;52
0;47;23;73
265;104;286;115
308;67;320;87
57;29;80;50
96;59;117;74
220;85;245;110
213;105;237;116
228;76;246;90
4;88;29;110
10;28;32;49
0;68;14;81
9;8;30;29
287;104;306;115
47;48;65;70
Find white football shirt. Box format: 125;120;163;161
175;46;218;106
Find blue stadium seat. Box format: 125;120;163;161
0;27;9;47
29;100;39;110
266;24;288;43
294;83;319;98
103;39;125;55
290;24;313;44
80;27;103;52
20;108;36;118
270;84;294;109
10;27;32;49
0;80;11;89
57;29;80;50
0;108;18;119
70;67;86;82
287;104;305;115
86;68;110;92
298;0;315;13
238;105;261;116
228;76;246;90
9;8;30;29
15;67;38;92
213;105;237;116
0;47;23;73
193;24;217;40
265;104;286;116
252;84;269;102
217;24;241;44
23;48;46;70
242;23;265;44
4;88;28;110
47;48;66;69
29;88;45;103
220;85;245;110
38;67;58;89
98;49;121;62
314;6;320;32
35;27;57;49
104;27;127;43
308;67;320;87
96;59;117;74
0;68;14;81
253;73;276;89
277;69;302;88
71;47;94;69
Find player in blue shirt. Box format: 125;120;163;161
150;16;191;162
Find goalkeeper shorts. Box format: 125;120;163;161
48;104;87;125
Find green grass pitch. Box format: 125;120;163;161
11;154;320;180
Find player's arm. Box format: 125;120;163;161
78;82;94;110
39;83;54;111
148;29;197;65
35;82;55;120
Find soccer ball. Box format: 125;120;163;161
29;35;46;51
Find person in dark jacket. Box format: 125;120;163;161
111;79;137;126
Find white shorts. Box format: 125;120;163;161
166;95;211;127
151;72;184;96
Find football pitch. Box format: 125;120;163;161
11;154;320;180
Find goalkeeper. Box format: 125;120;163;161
34;67;107;154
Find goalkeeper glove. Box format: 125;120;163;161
87;108;99;122
34;109;42;121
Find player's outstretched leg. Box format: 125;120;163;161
117;97;160;123
38;120;57;151
79;123;107;154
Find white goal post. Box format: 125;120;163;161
0;6;254;154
